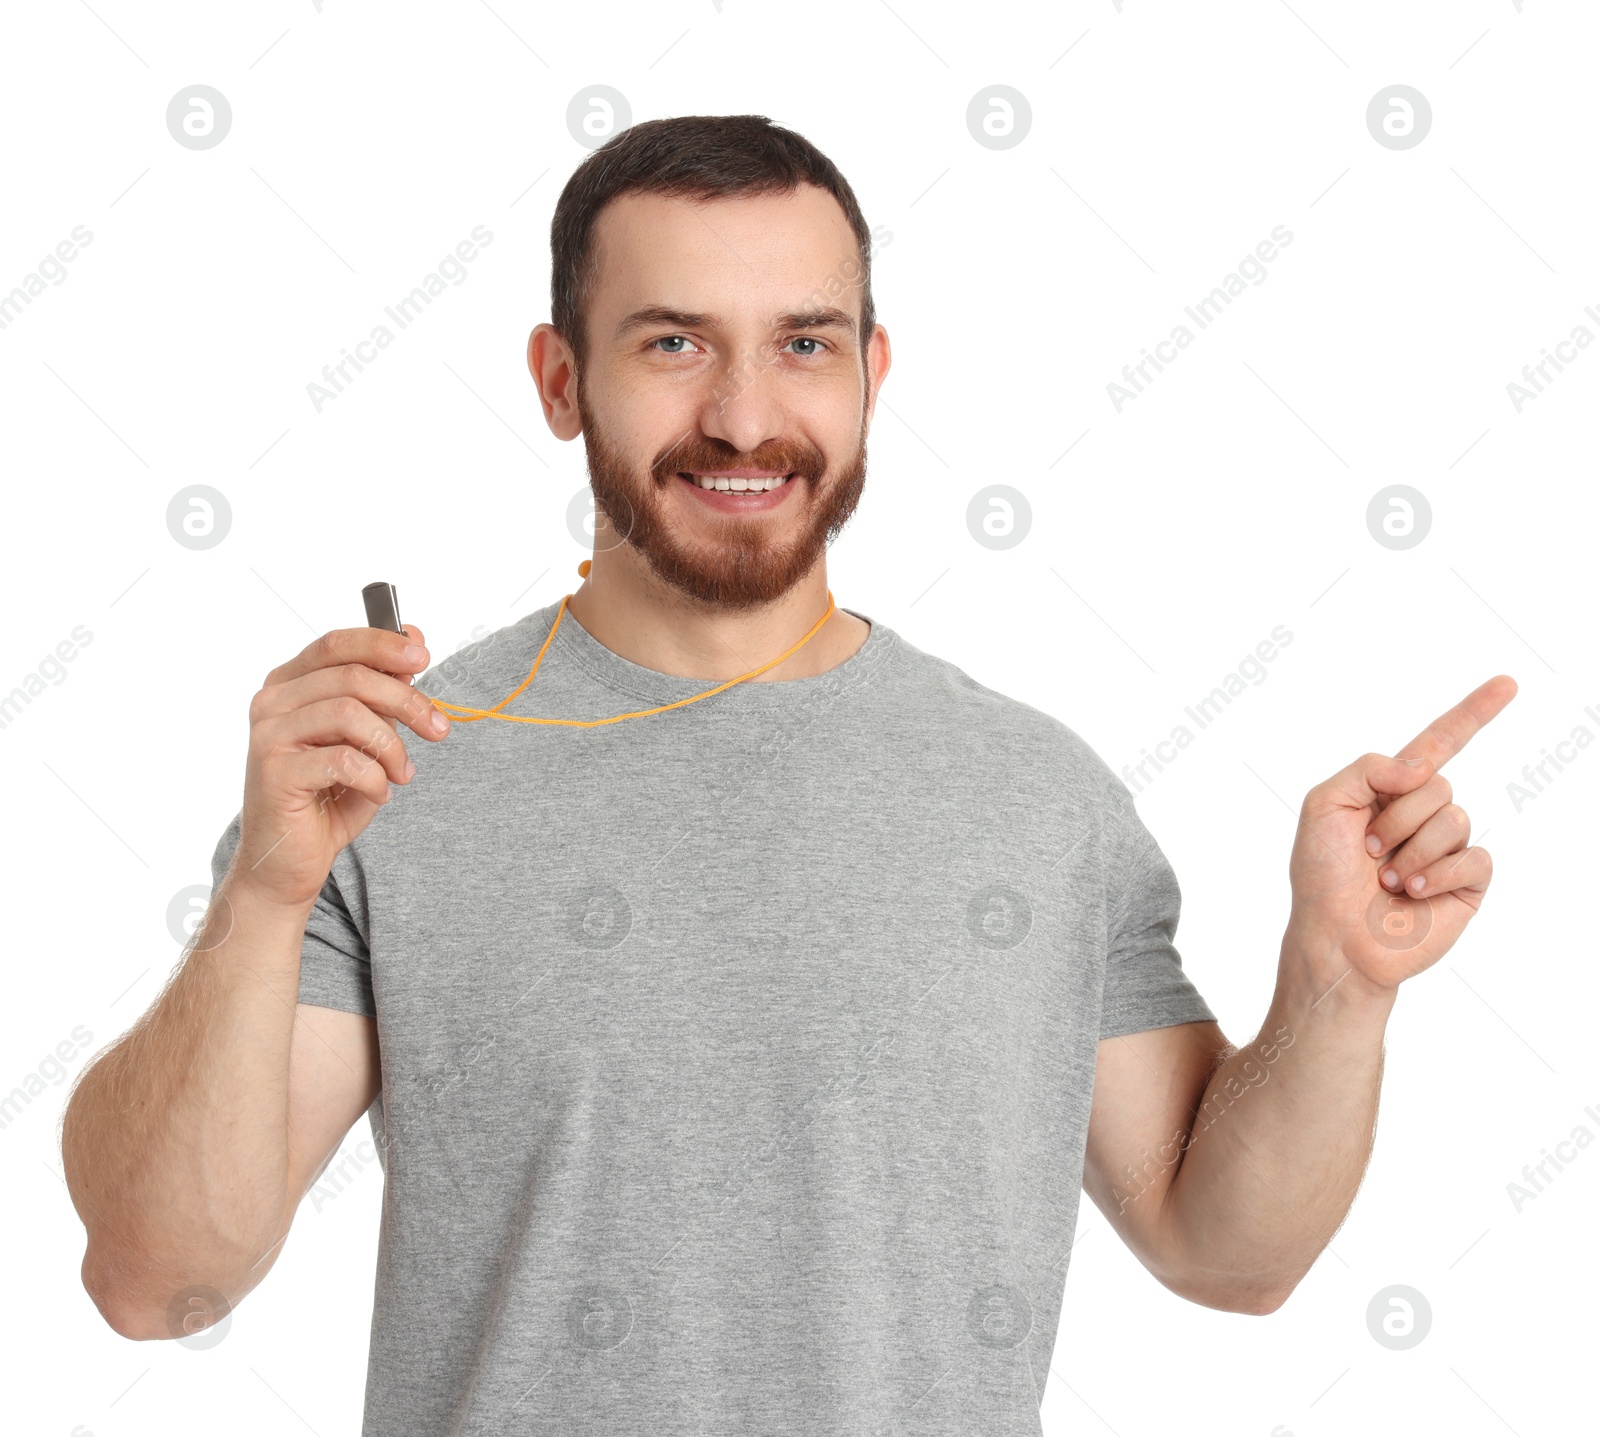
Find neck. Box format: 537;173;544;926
563;547;870;684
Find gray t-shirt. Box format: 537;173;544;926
209;598;1214;1436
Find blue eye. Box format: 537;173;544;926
649;334;826;357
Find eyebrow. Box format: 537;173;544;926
613;304;857;342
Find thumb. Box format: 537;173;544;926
1321;752;1435;813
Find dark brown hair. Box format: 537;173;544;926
550;114;877;376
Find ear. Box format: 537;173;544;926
863;323;892;428
529;324;583;440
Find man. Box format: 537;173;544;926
63;114;1514;1435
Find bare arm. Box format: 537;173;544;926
1084;943;1391;1316
1082;1018;1239;1307
61;619;447;1339
1084;679;1513;1313
1162;936;1391;1310
61;883;380;1338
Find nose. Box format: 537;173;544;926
695;345;787;458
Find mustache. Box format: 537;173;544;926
650;431;827;482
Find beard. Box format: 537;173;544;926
575;381;869;611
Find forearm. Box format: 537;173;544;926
1158;928;1397;1312
62;875;313;1335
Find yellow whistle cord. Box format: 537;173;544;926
419;588;838;729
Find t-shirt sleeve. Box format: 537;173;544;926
1099;797;1216;1040
209;810;377;1018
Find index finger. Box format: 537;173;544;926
1394;673;1518;770
267;623;429;688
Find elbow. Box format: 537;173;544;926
1233;1263;1306;1315
81;1251;230;1343
84;1268;170;1342
102;1302;172;1342
1163;1268;1296;1316
1232;1283;1292;1317
1152;1207;1300;1316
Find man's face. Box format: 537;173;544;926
572;186;883;610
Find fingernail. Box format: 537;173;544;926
1365;834;1383;855
404;645;427;665
430;710;449;734
1401;758;1425;766
1381;868;1399;888
1408;875;1426;893
402;759;416;780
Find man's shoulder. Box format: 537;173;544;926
879;626;1131;803
414;605;554;704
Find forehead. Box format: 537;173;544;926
588;185;861;328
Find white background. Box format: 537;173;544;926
2;1;1593;1434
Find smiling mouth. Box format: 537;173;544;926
676;471;795;493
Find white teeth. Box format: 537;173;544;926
691;473;790;492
